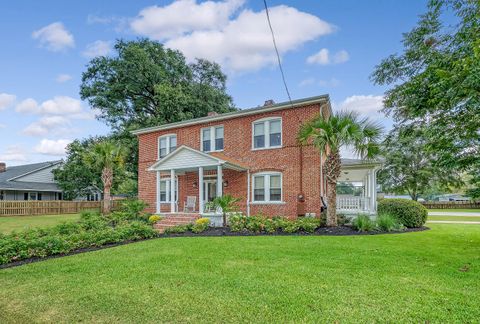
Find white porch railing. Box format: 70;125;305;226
336;197;370;213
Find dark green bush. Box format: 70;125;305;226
377;199;428;228
163;224;191;234
297;217;321;233
352;214;375;232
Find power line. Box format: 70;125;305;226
263;0;293;105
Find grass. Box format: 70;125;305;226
428;216;480;222
0;214;80;234
0;224;479;323
428;208;480;213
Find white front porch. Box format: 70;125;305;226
148;146;248;226
336;159;382;215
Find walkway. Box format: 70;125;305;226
428;211;480;217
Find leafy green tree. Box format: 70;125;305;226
80;39;235;132
212;194;241;227
378;124;462;200
299;112;382;227
83;140;127;214
371;0;480;197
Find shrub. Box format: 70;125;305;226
228;213;247;232
377;199;428;228
163;224;190;234
352;214;375;232
120;199;149;219
148;215;162;224
376;213;404;232
0;218;157;265
192;218;210;233
297;217;321;233
245;215;266;233
282;221;300;233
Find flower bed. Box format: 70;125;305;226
0;201;157;266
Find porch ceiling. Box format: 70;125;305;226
148;145;247;172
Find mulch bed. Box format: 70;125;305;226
162;226;429;237
1;226;429;270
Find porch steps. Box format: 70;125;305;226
153;213;201;233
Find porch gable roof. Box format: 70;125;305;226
148;145;247;172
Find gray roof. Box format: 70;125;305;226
0;161;62;192
341;158;383;167
131;94;331;135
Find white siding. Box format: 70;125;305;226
14;165;58;183
156;149;219;171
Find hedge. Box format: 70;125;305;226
377;198;428;228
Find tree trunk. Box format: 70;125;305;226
324;152;341;227
103;186;111;214
326;180;337;226
101;167;113;214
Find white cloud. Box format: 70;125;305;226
15;98;39;114
298;78;316;87
34;139;72;156
56;74;72;83
0;145;28;162
131;0;245;39
130;1;334;72
32;22;75;52
0;93;16;110
82;40;112;58
307;48;349;65
333;50;349;64
338;95;384;115
307;48;330;65
40;96;83;115
0;123;6;129
23;116;71;136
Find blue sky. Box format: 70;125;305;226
0;0;429;165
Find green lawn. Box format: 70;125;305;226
0;224;479;323
0;214;80;234
428;208;480;213
428;216;480;222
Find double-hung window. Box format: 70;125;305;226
253;118;282;149
159;178;178;203
158;134;177;159
252;172;282;203
201;126;224;152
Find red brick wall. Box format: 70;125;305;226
138;103;328;217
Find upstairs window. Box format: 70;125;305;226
158;134;177;159
253;118;282;149
201;126;224;152
252;172;282;203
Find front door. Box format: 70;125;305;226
203;180;217;211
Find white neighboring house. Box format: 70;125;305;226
0;161;64;201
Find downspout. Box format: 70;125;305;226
247;169;251;217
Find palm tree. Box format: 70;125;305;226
83;140;126;214
212;194;241;227
298;111;382;227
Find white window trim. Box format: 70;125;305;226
200;125;224;152
159;177;178;203
252;117;282;150
251;172;284;204
158;134;177;159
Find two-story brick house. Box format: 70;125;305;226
133;95;380;225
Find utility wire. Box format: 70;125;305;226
263;0;293;105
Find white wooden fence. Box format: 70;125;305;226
336;197;370;212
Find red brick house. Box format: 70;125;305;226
133;95;380;225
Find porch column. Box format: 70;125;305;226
170;169;175;213
216;165;223;197
198;167;204;213
369;170;375;213
372;169;378;212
